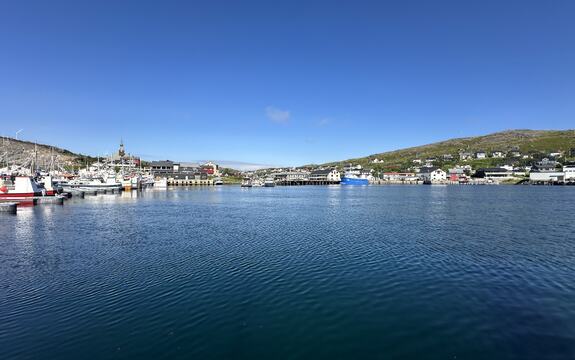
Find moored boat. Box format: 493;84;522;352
341;172;369;185
154;178;168;188
0;176;43;200
61;176;122;192
241;178;252;187
264;177;275;187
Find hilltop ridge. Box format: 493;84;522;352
322;129;575;171
0;137;95;170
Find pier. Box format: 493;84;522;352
0;202;17;214
167;179;214;186
276;180;341;186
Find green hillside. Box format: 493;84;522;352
323;129;575;172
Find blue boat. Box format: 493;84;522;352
341;172;369;185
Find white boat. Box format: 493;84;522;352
154;178;168;188
61;176;122;191
36;175;62;196
264;177;275;187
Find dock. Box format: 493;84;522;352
276;180;341;186
0;202;17;214
167;179;214;186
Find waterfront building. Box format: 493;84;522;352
382;172;417;182
418;167;447;182
309;168;341;182
529;158;564;183
474;168;514;180
150;160;219;182
562;162;575;183
448;167;470;183
274;171;310;182
150;160;177;177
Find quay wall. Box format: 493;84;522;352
168;179;214;186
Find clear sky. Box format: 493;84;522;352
1;1;574;167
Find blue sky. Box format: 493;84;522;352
1;0;574;167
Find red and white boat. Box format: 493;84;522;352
0;176;42;204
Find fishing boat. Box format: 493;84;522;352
61;176;122;192
341;172;369;185
264;177;275;187
36;175;62;196
341;166;370;185
214;177;224;185
122;178;133;191
154;177;168;188
0;176;43;203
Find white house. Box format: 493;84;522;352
549;152;563;159
309;168;341;182
563;163;575;183
492;151;505;158
476;151;487;159
459;152;473;160
418;167;447;183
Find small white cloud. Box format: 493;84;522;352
266;106;290;124
317;118;331;127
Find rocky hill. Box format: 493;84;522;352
0;137;95;171
323;129;575;171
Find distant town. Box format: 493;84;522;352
147;146;575;186
1;133;575;203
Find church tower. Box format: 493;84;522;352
119;139;125;158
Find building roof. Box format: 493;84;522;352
180;162;200;168
419;167;442;173
477;167;511;173
150;160;175;167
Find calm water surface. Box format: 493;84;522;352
1;186;575;359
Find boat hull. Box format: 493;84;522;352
341;177;369;185
0;192;40;198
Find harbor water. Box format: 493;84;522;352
1;186;575;359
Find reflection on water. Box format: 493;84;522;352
1;186;575;359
